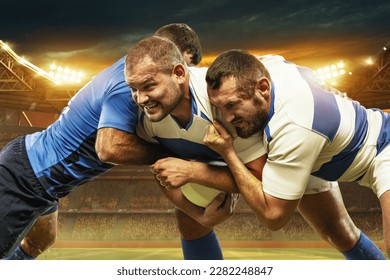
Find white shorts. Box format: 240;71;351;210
304;175;338;195
359;144;390;198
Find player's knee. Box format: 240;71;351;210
175;209;212;240
22;226;57;257
22;212;58;255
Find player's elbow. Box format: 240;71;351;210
96;144;118;164
263;216;287;231
255;209;289;231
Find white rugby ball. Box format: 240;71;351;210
181;182;223;208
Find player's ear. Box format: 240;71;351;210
173;64;186;84
256;77;271;98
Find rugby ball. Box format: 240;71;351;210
181;182;223;208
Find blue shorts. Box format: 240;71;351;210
0;136;57;257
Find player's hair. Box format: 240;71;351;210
206;49;271;97
155;23;202;65
125;36;184;82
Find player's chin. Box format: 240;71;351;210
236;124;258;138
144;109;166;122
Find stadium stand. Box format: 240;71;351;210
53;166;382;242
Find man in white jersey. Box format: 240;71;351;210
204;49;389;258
125;37;385;259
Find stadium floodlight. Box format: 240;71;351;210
0;40;57;83
48;64;84;84
316;60;346;85
1;40;86;86
365;57;374;65
1;42;11;51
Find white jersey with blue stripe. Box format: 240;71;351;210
260;55;390;200
136;67;266;164
25;56;139;199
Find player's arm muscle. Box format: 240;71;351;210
95;127;166;165
188;154;266;193
204;122;301;230
222;148;299;230
151;154;266;193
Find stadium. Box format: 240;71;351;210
1;40;389;260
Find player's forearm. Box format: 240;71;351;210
187;161;239;193
157;183;213;228
222;150;288;230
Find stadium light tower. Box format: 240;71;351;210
365;57;374;65
1;40;57;83
48;64;84;84
316;60;347;86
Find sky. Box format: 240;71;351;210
1;0;389;78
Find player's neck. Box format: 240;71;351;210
171;86;192;128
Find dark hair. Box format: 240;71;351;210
125;36;184;83
155;23;202;65
206;49;270;95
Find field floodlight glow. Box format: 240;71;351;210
365;57;374;65
0;40;58;83
316;60;346;85
48;64;84;84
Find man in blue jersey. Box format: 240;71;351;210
126;36;386;259
203;50;389;258
0;23;232;260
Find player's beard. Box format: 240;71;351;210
235;95;268;138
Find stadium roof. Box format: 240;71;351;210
1;40;80;114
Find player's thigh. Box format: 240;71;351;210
379;190;390;249
175;208;212;240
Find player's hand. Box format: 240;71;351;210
203;120;234;157
150;157;193;189
199;192;239;228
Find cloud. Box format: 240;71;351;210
2;0;389;75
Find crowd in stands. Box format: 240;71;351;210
54;174;384;242
71;215;119;240
119;214;179;240
56;211;383;242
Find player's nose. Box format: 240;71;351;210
136;91;150;105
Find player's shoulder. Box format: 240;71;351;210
188;66;207;75
188;66;207;87
86;56;130;99
188;66;212;117
257;54;294;73
257;54;286;65
91;56;126;85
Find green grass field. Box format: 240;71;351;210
37;247;343;260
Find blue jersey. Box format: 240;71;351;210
25;56;138;199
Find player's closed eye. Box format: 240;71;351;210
225;100;239;110
144;83;156;91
